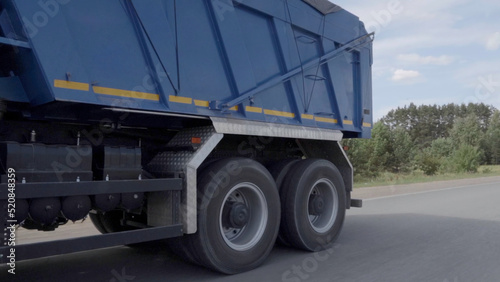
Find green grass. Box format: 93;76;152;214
353;165;500;189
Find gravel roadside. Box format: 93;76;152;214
351;176;500;200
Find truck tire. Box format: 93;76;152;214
280;159;346;251
89;210;134;233
166;236;202;266
89;212;109;234
90;211;165;249
267;159;300;246
181;158;280;274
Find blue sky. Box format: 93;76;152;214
333;0;500;120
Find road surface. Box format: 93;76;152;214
1;176;500;282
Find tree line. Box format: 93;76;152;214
343;103;500;177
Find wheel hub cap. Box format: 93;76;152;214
308;194;325;215
228;202;249;228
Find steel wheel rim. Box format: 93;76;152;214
219;182;268;251
307;178;338;233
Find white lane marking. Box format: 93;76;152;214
362;181;500;201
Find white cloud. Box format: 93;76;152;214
486;32;500;50
334;0;500;113
398;54;455;65
392;69;421;81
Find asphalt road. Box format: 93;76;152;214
1;177;500;282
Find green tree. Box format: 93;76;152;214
370;122;392;172
343;138;377;178
449;113;482;148
381;103;495;150
467;103;494;132
416;148;441;175
350;103;498;179
391;127;414;173
429;138;454;158
483;111;500;164
449;144;482;173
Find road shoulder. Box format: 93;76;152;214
351;176;500;200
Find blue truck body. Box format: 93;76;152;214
0;0;373;273
0;0;372;137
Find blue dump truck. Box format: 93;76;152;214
0;0;373;274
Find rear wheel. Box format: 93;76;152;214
280;159;346;251
267;159;300;246
173;158;280;274
89;210;135;233
90;210;157;249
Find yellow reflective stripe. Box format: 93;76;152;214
194;100;238;111
169;95;192;104
246;106;263;113
264;109;295;118
194;100;209;107
56;79;160;101
344;120;354;125
301;114;314;120
315;117;338;124
93;86;160;101
54;80;89;91
363;122;372;128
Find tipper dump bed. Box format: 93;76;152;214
0;0;373;137
0;0;373;274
